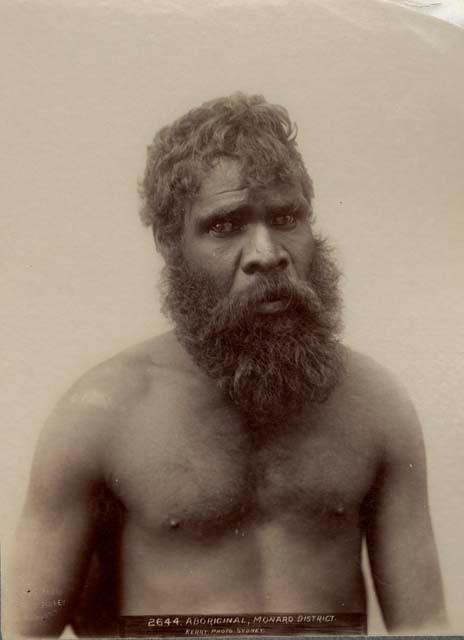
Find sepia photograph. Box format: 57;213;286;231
1;0;464;637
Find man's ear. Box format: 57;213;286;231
153;227;179;264
153;227;167;258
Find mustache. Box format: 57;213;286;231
210;274;322;332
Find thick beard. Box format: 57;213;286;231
161;236;344;426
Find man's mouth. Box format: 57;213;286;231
255;299;290;314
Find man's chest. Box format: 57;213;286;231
106;377;380;541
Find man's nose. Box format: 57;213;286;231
241;223;289;275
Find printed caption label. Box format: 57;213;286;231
119;612;366;636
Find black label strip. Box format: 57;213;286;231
119;612;366;637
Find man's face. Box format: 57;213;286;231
182;158;315;301
163;156;342;426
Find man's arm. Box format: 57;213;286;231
5;375;115;638
365;378;448;633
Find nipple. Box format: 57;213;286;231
169;518;181;529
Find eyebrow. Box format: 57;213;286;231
267;200;306;213
195;204;251;230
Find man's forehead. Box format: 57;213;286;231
197;158;246;198
194;157;303;208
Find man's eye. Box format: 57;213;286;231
209;220;244;235
271;213;297;228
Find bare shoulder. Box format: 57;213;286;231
338;346;424;456
341;347;414;405
32;331;181;484
58;330;180;408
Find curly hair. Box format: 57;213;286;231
139;93;314;255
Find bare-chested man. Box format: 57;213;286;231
7;93;447;637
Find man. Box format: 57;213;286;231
8;93;447;637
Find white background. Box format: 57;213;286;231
1;0;463;634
